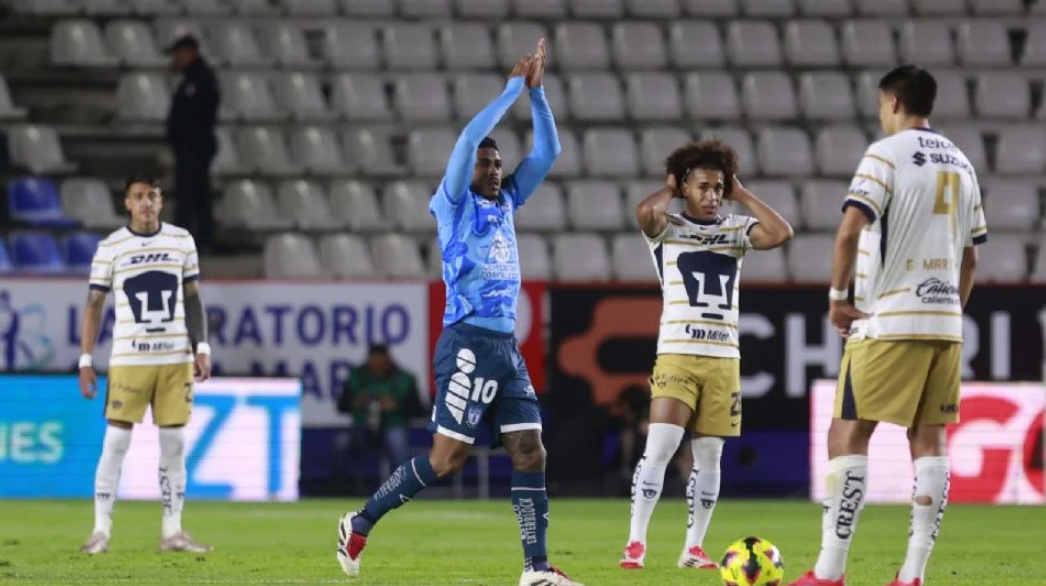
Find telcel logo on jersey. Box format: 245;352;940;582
445;348;498;428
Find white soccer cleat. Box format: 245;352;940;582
678;545;719;569
80;532;109;555
336;512;367;578
159;531;212;553
519;566;586;586
619;540;645;569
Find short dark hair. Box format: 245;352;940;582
124;173;161;194
664;138;739;198
878;65;937;118
368;344;390;357
478;136;499;151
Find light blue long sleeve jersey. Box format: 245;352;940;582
429;77;560;334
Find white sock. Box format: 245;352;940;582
93;425;132;537
814;455;869;580
898;457;950;583
159;427;187;539
685;437;724;550
628;423;685;546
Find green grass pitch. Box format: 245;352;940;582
0;499;1042;585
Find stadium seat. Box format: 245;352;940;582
496;22;549;69
582;129;638;178
701;127;757;174
277;180;343;230
787;234;834;282
291;126;348;175
612;22;668;70
797;0;853;16
384;181;436;232
323;23;381;70
331;74;393;121
116;73;170;122
624;180;664;228
669;21;726;69
625;72;681;122
800;72;856;121
854;72;882;120
746;181;802;229
237;127;303;176
746;0;798;15
1023;21;1046;66
218;180;293;230
282;0;337;14
626;0;679;16
513;0;566;18
742;246;788;282
939;127;988;173
995;126;1046;175
8;177;79;228
800;180;848;229
958;20;1012;66
488;128;523;168
639;128;692;176
441;23;496;71
395;74;451;122
340;0;395;15
512;72;568;121
329;180;390;232
231;0;280;13
900;21;955;66
912;0;966;14
62;232;103;274
612;233;655;281
264;233;324;278
784;20;840;67
970;0;1023;13
456;0;510;17
552;234;611;281
0;76;28;120
975;235;1026;282
210;22;271;67
841;20;895;67
555;23;611;70
51;20;118;67
726;20;783;67
683;0;738;16
815;125;867;176
516;234;552;280
383;23;437;70
0;240;11;273
8;126;77;175
568;73;625;121
932;71;972;119
566;181;625;230
10;232;65;274
106;20;167;68
181;0;234;14
61;178;123;229
757;127;814;177
515;183;567;231
274;73;335;122
319;234;376;279
856;0;908;14
131;0;182;14
222;72;282;121
84;1;132;15
573;0;625;17
342;127;406;177
371;234;427;279
261;24;321;69
13;0;78;14
154;20;211;57
213;127;248;175
408;127;457;177
743;72;798;120
529;128;581;178
1032;239;1046;282
685;72;741;121
980;178;1040;231
976;73;1030;120
453;73;503;119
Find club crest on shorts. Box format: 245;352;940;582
465;404;483;428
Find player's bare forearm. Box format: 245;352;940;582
80;289;107;355
732;188;793;250
637;185;674;238
184;281;208;352
831;209;868;289
959;245;978;308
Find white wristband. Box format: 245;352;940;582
196;342;211;356
78;353;93;369
828;288;849;302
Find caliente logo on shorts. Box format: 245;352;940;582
445;348;499;425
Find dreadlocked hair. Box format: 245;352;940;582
664;138;739;198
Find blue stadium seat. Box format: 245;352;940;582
8;177;79;228
62;231;103;274
0;240;12;273
10;231;65;273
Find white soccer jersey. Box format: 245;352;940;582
845;128;987;342
89;223;200;366
645;213;759;358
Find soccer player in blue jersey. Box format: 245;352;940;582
336;40;584;586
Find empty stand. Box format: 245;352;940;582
264;233;324;278
582;129;638;178
566;181;625;230
552;234;611;281
516;233;553;280
329;180;390;233
61;178;124;229
8;126;78;175
371;234;427;279
515;183;568;231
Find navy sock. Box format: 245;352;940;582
351;456;438;536
512;471;550;572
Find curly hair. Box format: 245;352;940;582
664;138;739;198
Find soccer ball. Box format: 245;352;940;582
719;536;785;586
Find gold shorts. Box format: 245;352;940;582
105;363;194;426
649;354;741;437
835;339;961;427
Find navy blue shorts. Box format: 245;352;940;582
429;322;542;447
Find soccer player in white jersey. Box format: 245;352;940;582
787;66;987;586
620;139;793;570
78;174;213;555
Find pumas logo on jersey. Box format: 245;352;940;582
913;151;928;167
128;252;174;265
682;233;731;246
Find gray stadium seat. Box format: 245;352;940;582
401;0;451;16
727;20;782;67
453;73;504;119
745;181;801;229
958;20;1012;66
932;71;972;119
155;20;208;54
529;128;582;177
683;0;738;16
797;0;853;16
976;73;1030;120
13;0;78;14
784;20;840;66
742;0;795;16
1032;239;1046;282
219;180;292;230
757;127;814;177
742;72;798;120
182;0;233;14
612;22;668;70
261;24;320;69
395;74;451;122
291;126;348;175
854;71;882;120
741;246;788;282
275;73;335;121
553;234;611;281
9;125;78;174
319;234;376;279
627;72;682;121
131;0;182;13
583;129;638;178
513;72;569;121
383;24;437;70
516;234;553;280
213;127;248;175
441;23;496;71
995;127;1046;175
701;127;758;174
515;183;567;231
61;178;123;229
513;0;566;17
232;0;280;13
627;0;681;17
278;179;343;230
222;72;282;121
83;0;134;14
51;20;118;66
787;234;835;281
264;234;324;278
573;0;625;16
939;127;988;173
329;180;389;232
324;23;380;70
801;180;848;229
116;73;170;121
980;178;1040;231
456;0;510;17
496;22;549;69
384;181;436;232
800;72;856;121
912;0;965;14
408;127;457;177
567;181;626;229
106;20;167;67
332;74;392;121
900;21;955;66
371;234;428;279
841;20;896;67
669;21;726;69
568;73;625;121
970;0;1023;13
855;0;908;15
340;0;394;15
488;128;523;168
282;0;337;14
975;235;1026;282
624;180;665;228
343;127;406;177
555;23;611;70
210;22;271;67
237;127;303;176
815;125;867;176
0;77;27;120
612;233;656;281
686;72;741;120
1022;21;1046;66
640;127;692;176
